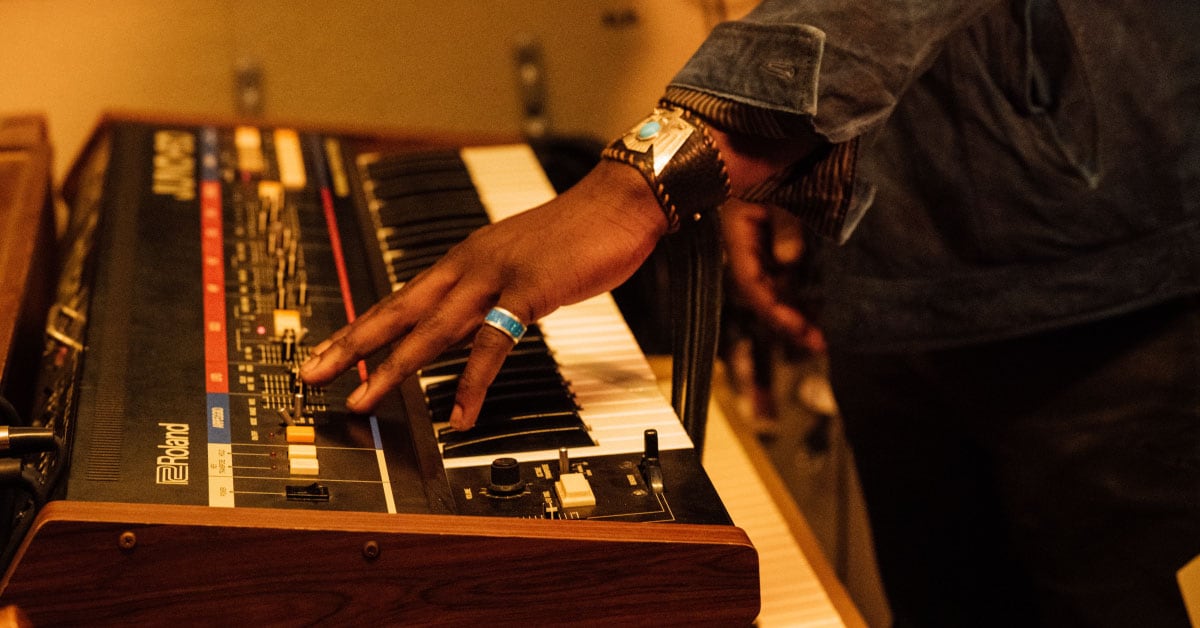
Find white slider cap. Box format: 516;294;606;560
289;457;319;476
288;444;317;459
554;472;596;508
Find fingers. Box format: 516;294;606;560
298;315;402;387
723;199;826;353
299;271;452;385
299;263;526;420
344;311;481;413
723;199;775;310
299;269;480;412
303;296;523;425
769;204;805;264
799;323;827;353
447;315;525;430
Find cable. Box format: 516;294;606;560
0;427;57;457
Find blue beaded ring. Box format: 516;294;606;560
483;307;527;343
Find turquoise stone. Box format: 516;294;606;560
637;120;662;140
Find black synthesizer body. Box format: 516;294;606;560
0;116;758;625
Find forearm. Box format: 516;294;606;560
706;125;820;198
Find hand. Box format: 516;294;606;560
722;198;825;352
299;161;667;430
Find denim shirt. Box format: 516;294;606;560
670;0;1200;350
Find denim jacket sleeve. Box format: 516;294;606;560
665;0;1007;240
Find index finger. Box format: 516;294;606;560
299;269;453;385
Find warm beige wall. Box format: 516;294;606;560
0;0;756;181
0;1;234;178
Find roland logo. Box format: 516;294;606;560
155;422;190;485
151;130;196;201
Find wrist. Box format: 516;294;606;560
595;159;671;236
565;160;670;242
601;105;730;232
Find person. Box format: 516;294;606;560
301;1;1200;625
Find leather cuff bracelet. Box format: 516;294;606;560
602;105;730;232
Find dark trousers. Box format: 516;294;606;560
829;296;1200;628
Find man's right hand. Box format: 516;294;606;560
299;160;668;430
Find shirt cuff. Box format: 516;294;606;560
662;87;873;243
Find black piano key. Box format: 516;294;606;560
370;170;477;200
380;237;464;269
386;252;451;280
438;412;594;458
420;349;559;379
423;373;568;405
365;151;463;181
382;243;456;265
429;330;546;361
381;245;470;281
429;377;578;410
371;179;477;202
374;193;488;230
392;267;426;284
422;335;550;369
424;368;567;401
366;155;491;286
427;375;576;422
388;252;452;277
380;220;486;249
422;362;565;399
427;388;579;423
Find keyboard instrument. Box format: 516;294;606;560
0;115;758;625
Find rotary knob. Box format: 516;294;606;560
487;457;525;497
